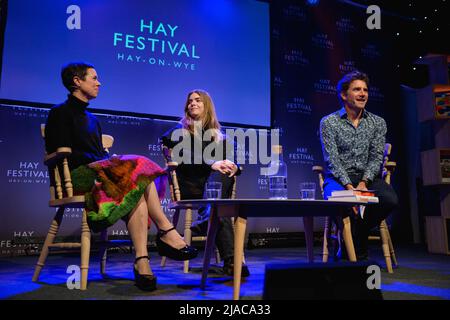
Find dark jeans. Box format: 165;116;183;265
181;171;235;262
323;173;399;256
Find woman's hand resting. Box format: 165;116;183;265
211;160;238;177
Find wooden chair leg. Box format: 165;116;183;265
322;216;331;263
80;209;91;290
32;207;64;282
172;208;180;230
160;256;167;267
303;216;314;262
215;248;221;264
231;217;246;265
233;217;247;300
201;206;220;289
99;229;108;276
379;220;393;273
385;224;398;266
183;208;193;273
342;216;357;262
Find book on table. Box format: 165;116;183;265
328;189;379;203
331;189;376;197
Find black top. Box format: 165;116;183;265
45;94;108;170
160;124;240;198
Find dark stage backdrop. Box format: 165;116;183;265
0;1;408;254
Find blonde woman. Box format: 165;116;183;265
161;89;249;277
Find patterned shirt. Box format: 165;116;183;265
319;107;386;186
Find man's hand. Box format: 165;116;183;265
211;160;238;177
345;184;354;190
356;181;368;191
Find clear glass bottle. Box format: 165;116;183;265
268;145;288;199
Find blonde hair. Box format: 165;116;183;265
181;89;223;140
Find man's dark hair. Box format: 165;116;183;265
61;62;95;93
336;70;369;105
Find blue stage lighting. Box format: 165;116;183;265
306;0;320;6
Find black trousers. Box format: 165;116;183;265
323;173;399;256
180;171;235;262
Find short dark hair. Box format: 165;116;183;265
336;70;369;105
61;62;95;92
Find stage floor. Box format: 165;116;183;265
1;244;449;300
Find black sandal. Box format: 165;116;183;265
133;256;157;291
156;227;198;261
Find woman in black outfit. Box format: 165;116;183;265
45;62;197;291
161;89;249;277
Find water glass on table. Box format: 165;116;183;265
205;182;222;199
300;182;316;200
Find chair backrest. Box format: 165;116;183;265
161;144;238;201
101;135;114;154
313;143;397;195
161;144;182;202
41;124;114;202
381;143;396;185
41;123;114;152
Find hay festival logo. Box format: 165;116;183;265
6;161;49;184
113;19;200;71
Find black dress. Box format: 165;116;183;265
161;124;240;261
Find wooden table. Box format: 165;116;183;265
169;199;365;300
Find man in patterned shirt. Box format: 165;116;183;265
320;70;398;260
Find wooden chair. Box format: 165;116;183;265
32;124;130;289
313;143;398;273
160;144;240;273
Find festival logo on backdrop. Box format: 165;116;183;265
368;85;385;103
311;33;334;50
288;146;315;166
62;207;83;220
234;141;256;163
257;173;269;192
282;5;307;22
148;143;163;158
272;126;284;138
266;226;281;233
284;49;310;67
272;27;280;40
361;43;381;59
160;197;176;217
12;106;49;120
336;17;356;33
113;19;200;71
273;75;283;88
6;160;49;184
1;232;39;256
339;60;357;74
105;114;142;126
111;229;129;236
12;230;35;238
314;79;337;95
0;239;13;255
286;96;312;115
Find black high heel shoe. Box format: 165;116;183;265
133;256;157;291
156;227;198;261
